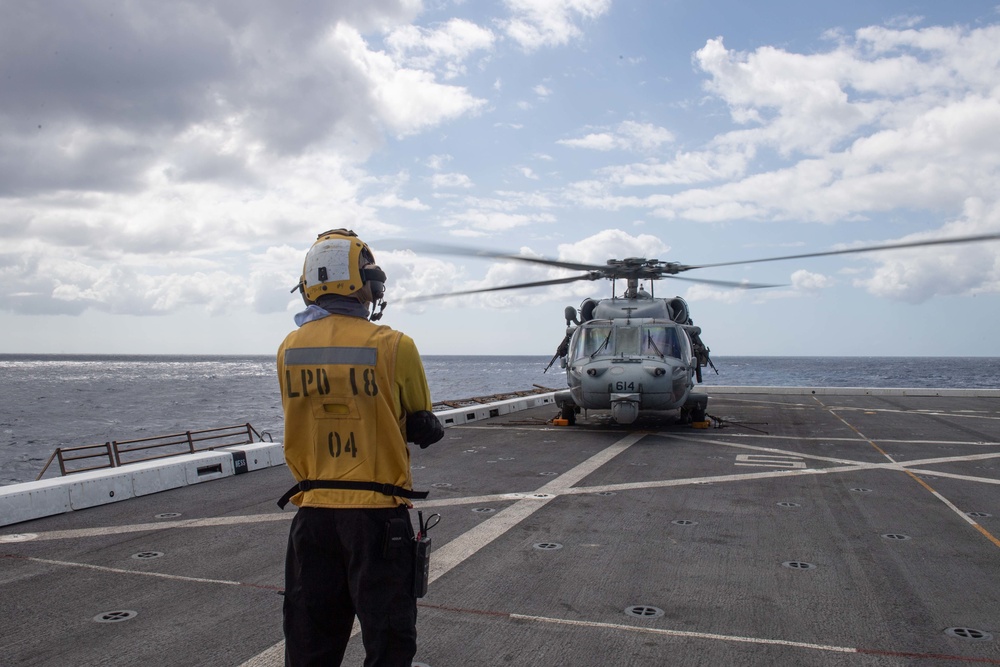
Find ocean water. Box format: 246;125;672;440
1;354;998;485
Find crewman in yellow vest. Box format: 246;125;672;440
277;229;443;666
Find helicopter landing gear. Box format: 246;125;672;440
682;393;708;424
554;391;578;426
560;404;577;425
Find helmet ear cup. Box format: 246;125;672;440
363;265;386;302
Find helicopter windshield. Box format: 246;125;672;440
573;323;613;359
641;325;681;359
572;322;684;361
614;326;639;356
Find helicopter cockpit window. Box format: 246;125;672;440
573;323;613;359
641;326;681;359
613;326;639;356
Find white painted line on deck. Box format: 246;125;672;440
707;432;1000;447
0;512;291;543
509;613;857;654
239;432;645;667
2;553;244;588
814;395;1000;551
430;432;642;583
904;468;1000;486
416;604;1000;664
7;442;998;547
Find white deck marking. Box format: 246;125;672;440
7;441;999;546
904;468;1000;486
708;432;1000;446
0;512;291;543
5;554;245;587
238;432;645;667
429;432;642;581
813;395;1000;550
6;418;998;665
508;613;857;654
829;406;1000;421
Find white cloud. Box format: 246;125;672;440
363;192;431;210
385;18;496;79
443;210;556;232
558;121;675;153
0;2;492;320
599;146;752;187
333;24;487;137
426;154;453;170
432;172;475;189
4;4;1000;356
380;250;466;305
790;269;834;292
855;199;1000;302
556;228;671;265
502;0;612;51
566;20;1000;304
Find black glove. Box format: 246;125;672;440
407;410;444;448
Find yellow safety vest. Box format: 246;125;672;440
277;314;433;508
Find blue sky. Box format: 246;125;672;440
2;0;1000;357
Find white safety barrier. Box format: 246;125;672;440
0;443;285;528
0;393;560;527
434;392;557;427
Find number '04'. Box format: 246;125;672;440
328;432;358;458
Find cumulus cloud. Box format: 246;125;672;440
574;24;1000;220
560;22;1000;302
432;173;475;189
790;270;834;292
854;199;1000;302
443;210;557;232
385;18;496;79
558;121;676;153
0;1;490;319
380;250;467;305
334;24;487;138
502;0;612;51
5;5;1000;337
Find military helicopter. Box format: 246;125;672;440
395;232;1000;425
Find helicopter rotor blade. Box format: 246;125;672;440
679;232;1000;272
383;240;610;273
663;274;783;290
396;273;600;303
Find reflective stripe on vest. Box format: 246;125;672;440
284;346;377;366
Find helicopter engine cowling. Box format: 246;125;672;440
668;297;690;324
580;298;598;322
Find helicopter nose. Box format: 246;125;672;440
611;397;640;424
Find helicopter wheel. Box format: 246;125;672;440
682;395;708;424
560;405;577;426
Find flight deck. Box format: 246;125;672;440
1;388;998;666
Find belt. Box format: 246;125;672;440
277;480;429;509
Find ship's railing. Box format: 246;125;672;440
36;423;272;480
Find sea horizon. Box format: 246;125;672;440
2;354;998;484
3;352;1000;359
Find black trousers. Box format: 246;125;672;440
283;506;417;667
